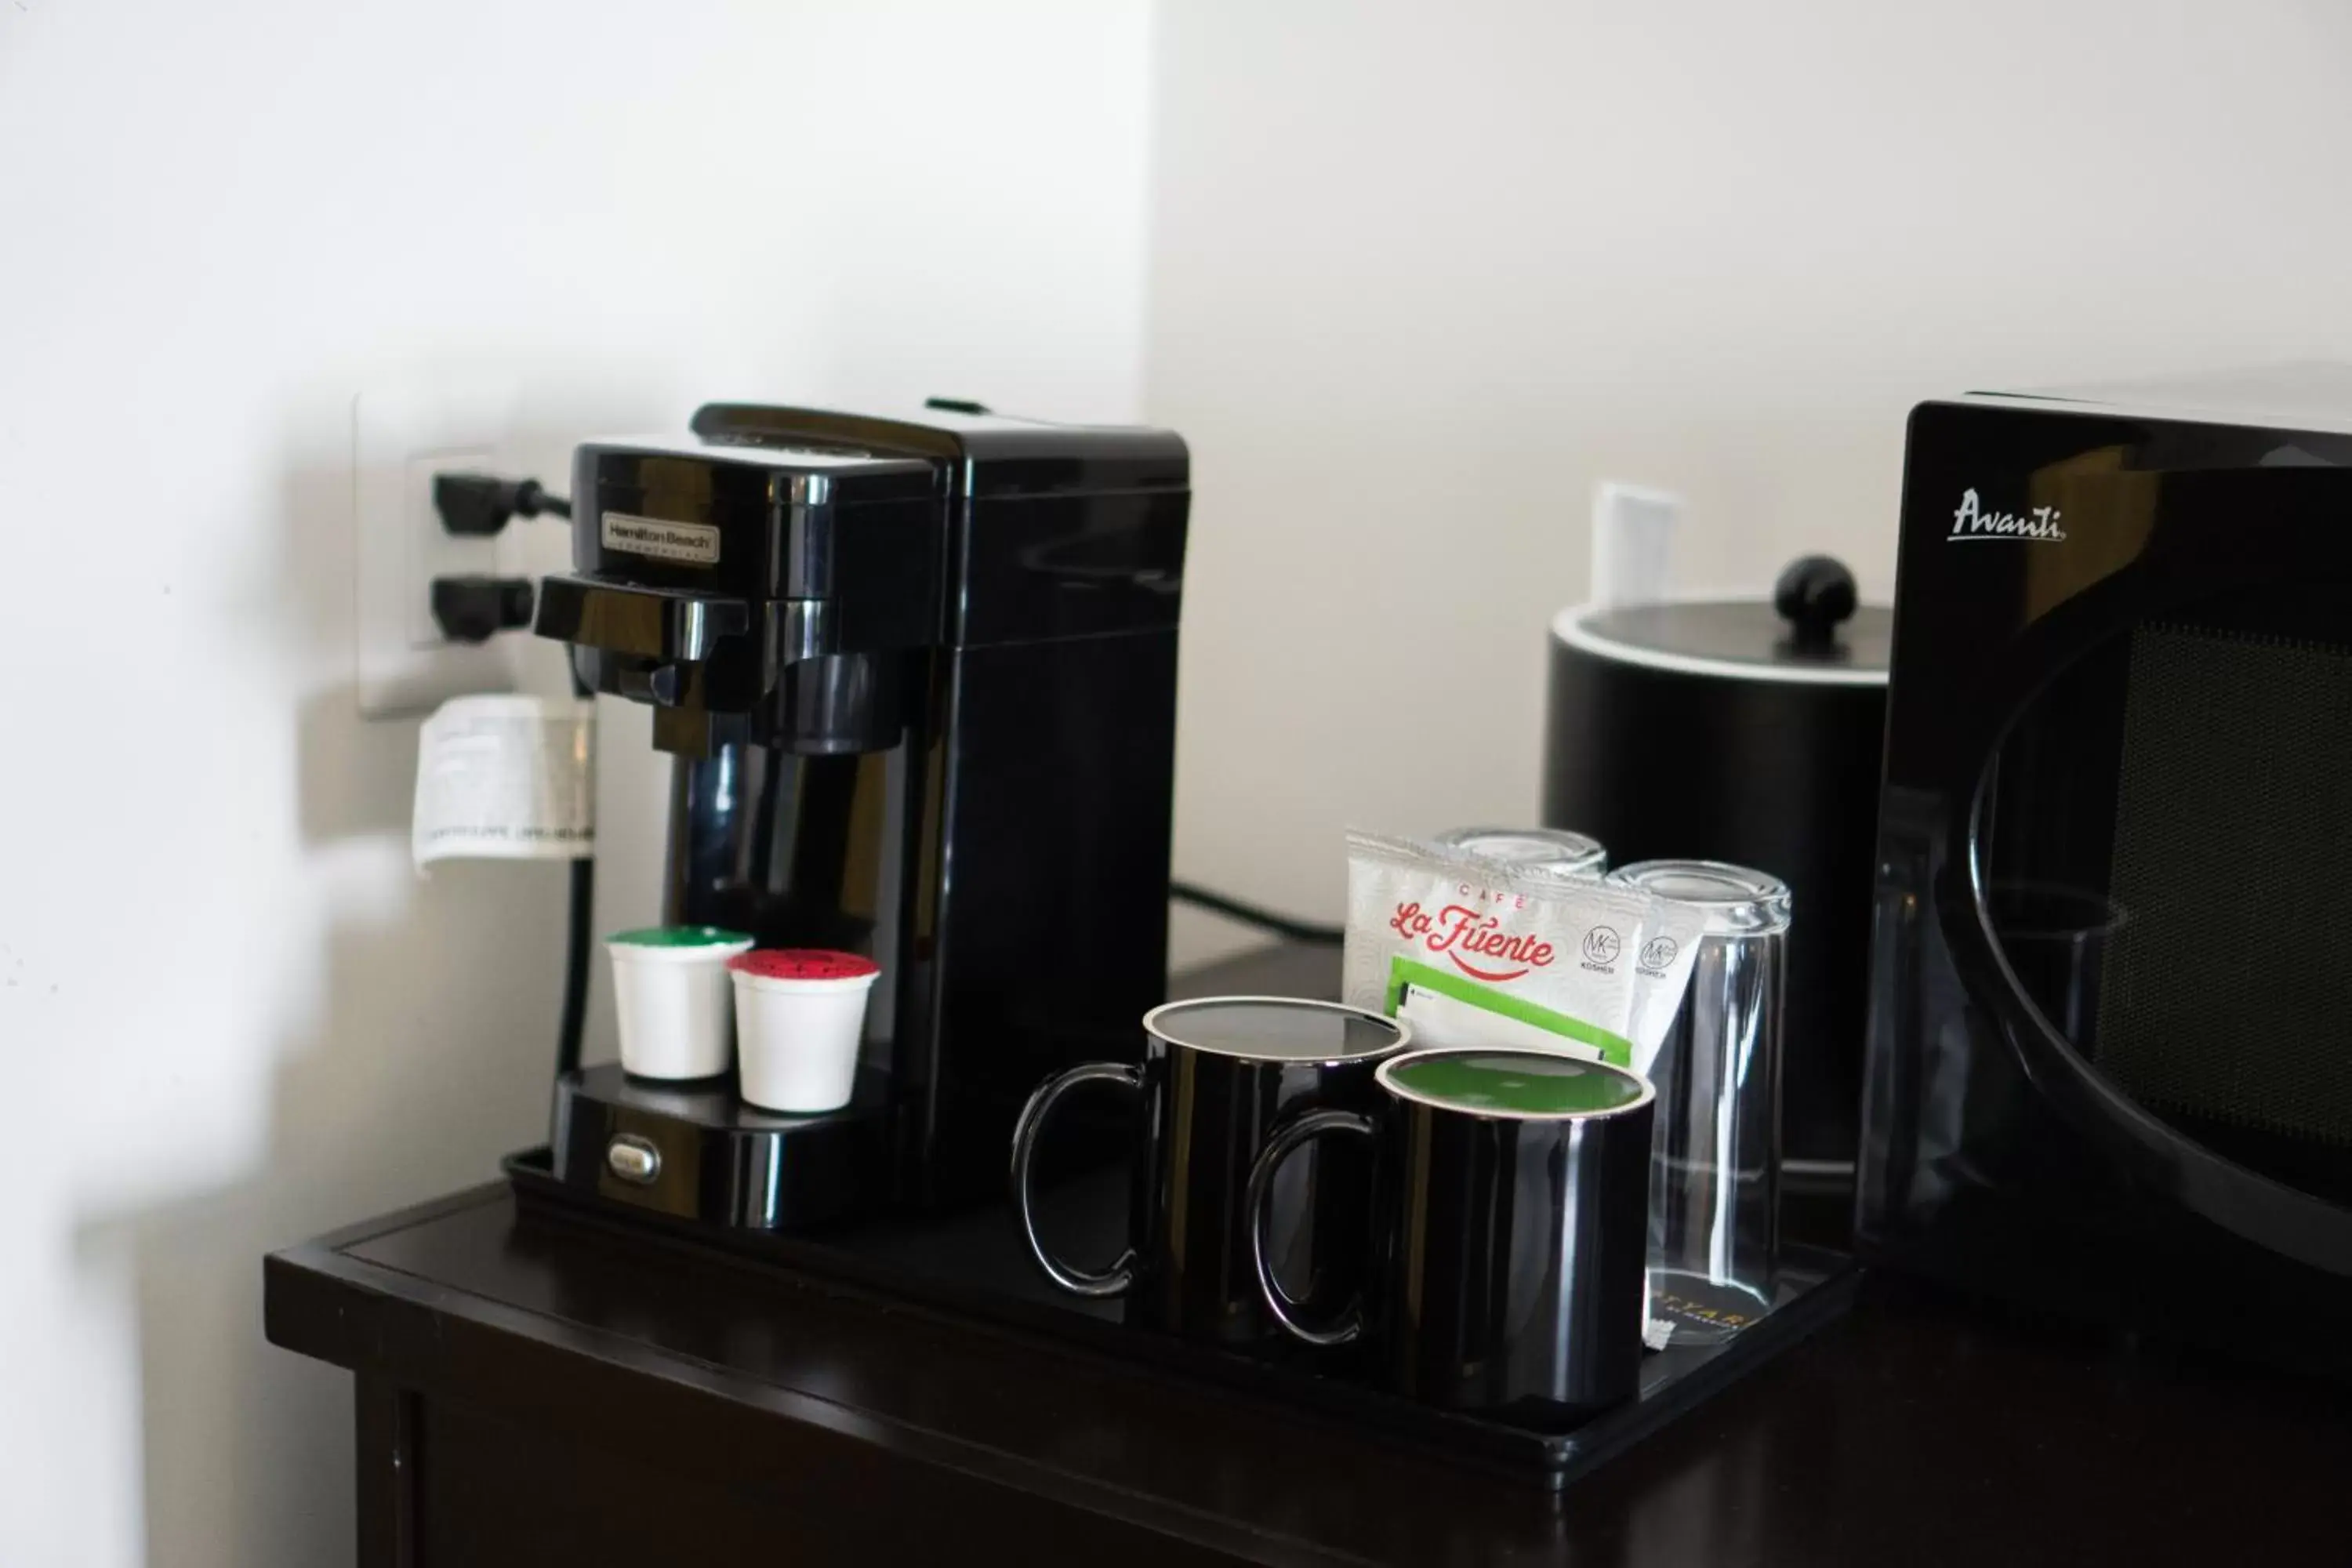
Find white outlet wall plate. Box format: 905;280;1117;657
354;380;525;717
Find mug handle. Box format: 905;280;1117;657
1010;1062;1143;1298
1247;1108;1376;1347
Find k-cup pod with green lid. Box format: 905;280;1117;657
605;926;755;1080
727;949;881;1114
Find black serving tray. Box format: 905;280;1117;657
504;1144;1858;1491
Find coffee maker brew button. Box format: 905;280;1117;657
606;1136;662;1185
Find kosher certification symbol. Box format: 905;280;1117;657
1640;936;1679;971
1581;926;1621;965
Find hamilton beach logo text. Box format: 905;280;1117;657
601;510;722;566
1390;901;1556;983
1948;488;2065;544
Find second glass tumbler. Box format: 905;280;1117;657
1608;858;1791;1345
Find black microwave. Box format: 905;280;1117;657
1859;367;2352;1373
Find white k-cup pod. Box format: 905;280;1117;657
605;926;754;1080
728;949;880;1114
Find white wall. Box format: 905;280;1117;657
10;0;2351;1554
0;2;1152;1563
1149;0;2352;964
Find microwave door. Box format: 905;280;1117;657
1931;465;2352;1277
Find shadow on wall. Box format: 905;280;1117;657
74;455;565;1568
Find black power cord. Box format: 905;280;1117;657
428;472;569;644
426;470;591;1082
554;858;593;1081
1171;880;1345;946
430;575;535;643
554;657;596;1083
433;472;572;534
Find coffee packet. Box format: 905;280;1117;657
1344;829;1705;1070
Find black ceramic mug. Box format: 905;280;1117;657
1011;996;1409;1345
1248;1047;1656;1426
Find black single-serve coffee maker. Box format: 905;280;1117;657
533;403;1189;1223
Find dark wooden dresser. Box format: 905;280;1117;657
266;946;2352;1565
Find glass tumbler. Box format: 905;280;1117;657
1436;826;1609;879
1608;858;1791;1345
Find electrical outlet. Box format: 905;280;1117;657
354;381;523;717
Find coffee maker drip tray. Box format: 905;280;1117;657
549;1065;890;1232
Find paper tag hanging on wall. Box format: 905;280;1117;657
412;695;595;868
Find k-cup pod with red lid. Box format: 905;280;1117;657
727;949;881;1113
605;926;755;1080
